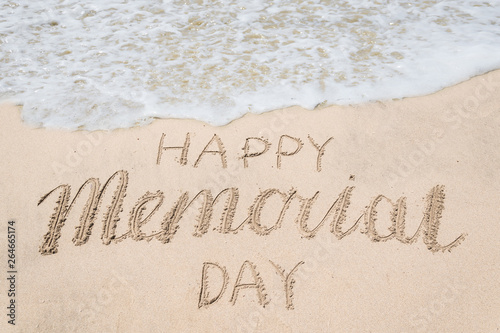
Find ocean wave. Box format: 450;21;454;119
1;0;499;129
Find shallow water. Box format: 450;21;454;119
1;0;499;129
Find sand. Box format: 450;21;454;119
1;70;500;332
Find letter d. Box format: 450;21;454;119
198;262;228;308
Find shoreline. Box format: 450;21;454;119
3;68;500;132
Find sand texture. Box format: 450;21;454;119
1;70;500;332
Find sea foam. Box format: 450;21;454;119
1;0;499;130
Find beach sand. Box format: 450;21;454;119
1;70;499;332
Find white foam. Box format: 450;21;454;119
1;0;499;130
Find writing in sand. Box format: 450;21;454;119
36;133;467;308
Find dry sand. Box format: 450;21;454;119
1;70;500;332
